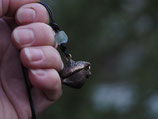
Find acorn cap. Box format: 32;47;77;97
59;59;91;79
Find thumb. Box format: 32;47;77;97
0;0;40;17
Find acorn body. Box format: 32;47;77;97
59;59;91;89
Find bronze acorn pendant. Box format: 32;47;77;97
59;58;91;89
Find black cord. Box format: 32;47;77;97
38;2;70;59
21;65;36;119
38;2;60;32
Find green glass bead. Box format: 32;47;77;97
55;31;68;44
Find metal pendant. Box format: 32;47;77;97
60;56;91;89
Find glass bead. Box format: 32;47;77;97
55;31;68;44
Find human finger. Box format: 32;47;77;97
29;69;62;101
20;46;63;71
12;23;56;49
0;0;40;17
16;3;49;25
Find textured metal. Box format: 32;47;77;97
60;59;91;89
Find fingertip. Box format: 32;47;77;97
16;7;36;24
1;0;40;17
16;3;49;25
20;46;63;70
12;23;55;48
29;69;62;91
12;28;34;49
29;69;62;101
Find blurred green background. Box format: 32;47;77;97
39;0;158;119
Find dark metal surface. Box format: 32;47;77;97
60;58;91;89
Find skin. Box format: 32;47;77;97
0;0;63;119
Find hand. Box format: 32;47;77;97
0;0;63;119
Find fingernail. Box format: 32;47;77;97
13;29;34;47
24;48;44;62
31;69;47;79
17;8;36;23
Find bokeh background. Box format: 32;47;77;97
39;0;158;119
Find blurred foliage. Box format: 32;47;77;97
39;0;158;119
